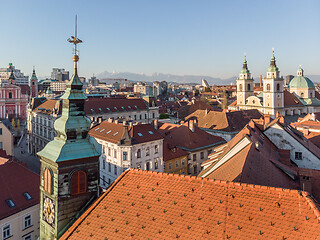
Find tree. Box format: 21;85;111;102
159;113;169;119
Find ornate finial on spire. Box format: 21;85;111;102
272;47;274;54
68;15;82;66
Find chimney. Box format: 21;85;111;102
154;119;158;130
302;128;309;136
189;120;195;132
260;75;262;88
193;119;198;127
264;114;271;125
279;115;285;125
123;120;127;126
98;117;103;123
114;119;119;124
299;170;312;194
129;122;133;127
108;118;113;123
205;108;208;115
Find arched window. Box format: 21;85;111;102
310;92;313;98
267;84;271;91
301;92;304;98
44;168;53;194
247;84;251;91
277;83;280;91
239;84;243;91
9;92;12;99
70;170;87;195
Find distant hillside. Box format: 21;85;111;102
96;70;237;85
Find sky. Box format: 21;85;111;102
0;0;320;80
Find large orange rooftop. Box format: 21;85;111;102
61;169;320;240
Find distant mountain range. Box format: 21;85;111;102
96;70;237;85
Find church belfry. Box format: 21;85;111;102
263;49;284;115
236;56;254;106
38;17;101;240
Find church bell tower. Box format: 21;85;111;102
236;56;254;106
38;17;101;239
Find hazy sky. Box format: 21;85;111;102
1;0;320;79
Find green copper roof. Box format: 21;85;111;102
268;53;279;72
240;58;250;74
45;87;53;94
30;69;38;81
37;54;100;162
289;76;315;89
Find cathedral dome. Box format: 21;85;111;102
289;67;315;89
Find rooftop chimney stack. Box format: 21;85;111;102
189;120;195;132
154;119;158;130
264;114;271;125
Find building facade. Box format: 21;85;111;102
89;120;164;188
0;63;29;86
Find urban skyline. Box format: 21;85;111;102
0;0;320;80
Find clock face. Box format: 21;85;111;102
43;196;55;228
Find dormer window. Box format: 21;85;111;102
23;192;32;200
6;199;15;208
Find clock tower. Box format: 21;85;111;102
236;56;254;106
38;20;101;239
263;50;284;116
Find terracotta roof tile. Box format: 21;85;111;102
158;121;226;151
89;121;163;144
284;90;304;107
61;169;320;240
186;109;263;132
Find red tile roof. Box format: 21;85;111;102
61;169;320;240
177;100;213;120
34;99;61;115
0;160;39;220
158;121;226;151
186;109;263;132
89;121;163;144
85;97;147;115
163;139;188;162
284;90;304;107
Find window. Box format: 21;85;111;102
137;163;141;169
277;83;280;91
239;84;242;91
146;147;150;156
9;92;12;99
301;92;304;98
193;154;196;161
114;150;117;158
175;160;179;168
169;162;172;170
24;215;32;229
23;192;32;201
295;152;302;160
310;92;313;98
193;165;198;174
114;166;117;175
152;113;155;118
0;128;2;135
0;142;2;149
102;175;106;186
2;224;11;239
267;84;271;91
108;148;111;156
102;160;105;170
182;159;185;166
200;152;204;159
208;149;212;155
24;233;32;240
137;149;141;158
155;145;158;154
123;151;128;161
155;159;158;169
146;162;150;171
145;114;147;119
44;168;53;194
247;84;251;91
140;114;142;120
188;164;192;174
70;170;87;195
108;162;111;172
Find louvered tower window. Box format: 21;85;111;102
70;170;87;195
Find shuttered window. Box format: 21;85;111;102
44;168;52;194
70;170;87;195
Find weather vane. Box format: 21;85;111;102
68;15;82;56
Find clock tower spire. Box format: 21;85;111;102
38;16;100;239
